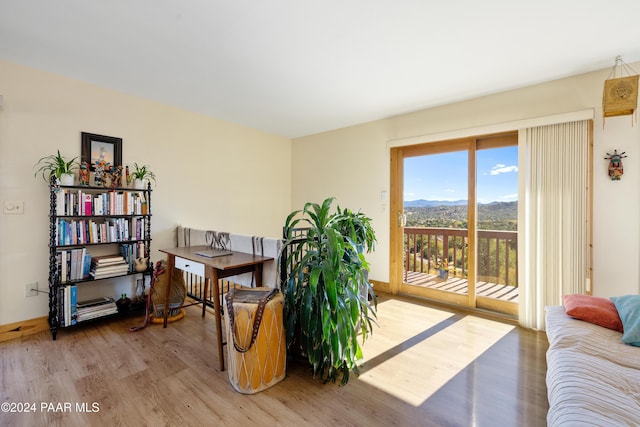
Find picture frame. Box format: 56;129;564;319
81;132;122;172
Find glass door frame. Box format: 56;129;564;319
389;132;517;314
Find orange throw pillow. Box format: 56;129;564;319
563;294;624;332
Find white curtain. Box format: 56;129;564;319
519;120;591;330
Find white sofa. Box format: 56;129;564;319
545;305;640;426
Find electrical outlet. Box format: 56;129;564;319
4;200;24;214
25;282;38;297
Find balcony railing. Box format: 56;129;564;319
404;227;518;287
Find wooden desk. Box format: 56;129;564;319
159;245;273;371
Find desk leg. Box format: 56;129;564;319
202;278;209;318
207;268;225;371
163;254;176;328
255;263;264;288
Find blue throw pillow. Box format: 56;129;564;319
611;295;640;347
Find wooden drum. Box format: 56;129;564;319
224;287;286;394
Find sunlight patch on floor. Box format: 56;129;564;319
361;299;455;360
359;302;515;407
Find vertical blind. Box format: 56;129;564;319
519;120;590;330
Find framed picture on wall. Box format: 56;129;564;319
81;132;122;172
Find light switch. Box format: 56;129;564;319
4;200;24;214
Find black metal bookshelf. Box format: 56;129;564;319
47;177;152;339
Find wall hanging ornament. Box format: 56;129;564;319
603;56;639;126
605;149;627;180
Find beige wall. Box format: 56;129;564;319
2;58;639;327
0;60;291;325
292;64;640;299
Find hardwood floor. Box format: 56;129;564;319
0;293;549;427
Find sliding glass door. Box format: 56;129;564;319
474;145;518;316
390;132;518;316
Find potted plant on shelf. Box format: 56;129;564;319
33;150;79;185
130;163;156;189
280;197;377;385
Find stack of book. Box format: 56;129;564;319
90;255;129;279
76;297;118;322
58;285;78;327
56;248;91;283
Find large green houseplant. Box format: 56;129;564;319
281;197;377;385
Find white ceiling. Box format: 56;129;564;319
2;1;640;138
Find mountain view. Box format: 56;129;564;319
404;200;517;231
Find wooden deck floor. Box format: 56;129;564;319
404;271;519;303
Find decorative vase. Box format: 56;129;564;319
133;178;146;189
135;257;149;272
116;294;131;312
59;173;74;186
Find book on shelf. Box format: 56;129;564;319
76;295;115;309
56;286;121;327
60;285;78;326
120;242;146;271
56;217;146;245
64;286;68;326
90;272;129;280
82;192;93;216
57;250;66;284
91;254;128;275
90;266;130;280
76;307;118;319
75;297;117;322
77;303;117;314
76;306;118;322
57;287;65;327
69;285;77;326
92;254;126;265
91;266;129;275
82;253;92;279
53;188;149;217
92;262;128;271
91;271;127;280
56;248;87;283
76;307;118;322
55;189;66;216
76;296;114;309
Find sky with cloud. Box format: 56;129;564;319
404;146;518;203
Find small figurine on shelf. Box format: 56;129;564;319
94;164;104;187
79;161;90;186
135;257;149;272
125;165;131;187
101;166;113;187
93;150;111;187
110;165;123;188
